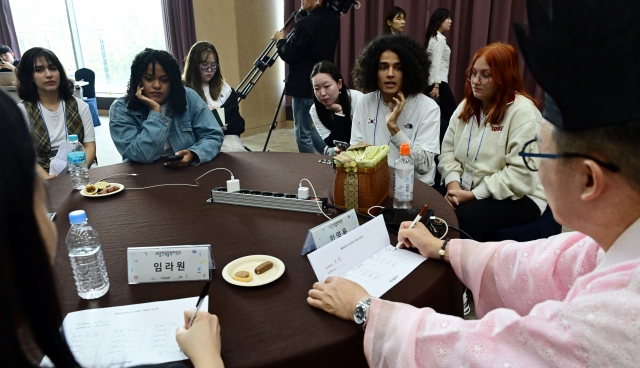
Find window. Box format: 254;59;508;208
10;0;166;94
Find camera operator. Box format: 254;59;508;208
271;0;339;154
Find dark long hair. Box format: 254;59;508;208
125;48;187;113
382;6;406;33
310;61;352;130
424;8;451;47
16;47;74;103
183;41;224;102
0;89;80;367
352;34;430;95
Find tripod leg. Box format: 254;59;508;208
263;88;287;152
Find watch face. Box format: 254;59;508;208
354;304;367;324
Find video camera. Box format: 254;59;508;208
327;0;361;17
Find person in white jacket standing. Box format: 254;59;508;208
425;8;456;144
350;34;440;186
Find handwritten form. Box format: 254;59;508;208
41;296;207;367
307;215;426;297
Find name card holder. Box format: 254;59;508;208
127;244;214;284
301;209;359;255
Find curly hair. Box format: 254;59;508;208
183;41;224;103
310;60;353;131
16;47;74;103
352;34;430;96
125;48;186;113
459;43;538;126
382;6;406;34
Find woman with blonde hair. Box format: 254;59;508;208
437;42;546;241
183;41;246;152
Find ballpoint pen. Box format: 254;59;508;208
188;280;211;328
395;204;429;249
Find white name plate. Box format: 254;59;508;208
127;244;214;284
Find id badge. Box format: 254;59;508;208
461;162;475;191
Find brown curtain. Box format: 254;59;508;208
284;0;543;105
161;0;197;70
0;0;21;58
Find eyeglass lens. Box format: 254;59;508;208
524;141;540;171
200;63;218;71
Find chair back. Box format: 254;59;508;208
75;68;96;98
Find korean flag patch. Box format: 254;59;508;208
367;117;376;125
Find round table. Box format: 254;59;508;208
48;152;462;368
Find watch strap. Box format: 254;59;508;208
439;238;450;261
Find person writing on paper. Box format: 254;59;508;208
110;48;223;167
183;41;246;152
437;43;546;241
308;0;640;365
350;34;440;185
15;47;96;179
0;89;224;367
310;60;363;156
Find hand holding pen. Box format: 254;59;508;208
395;204;430;249
176;281;224;367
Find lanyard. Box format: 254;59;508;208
38;100;68;148
466;112;487;161
373;91;393;147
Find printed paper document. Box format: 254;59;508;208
41;296;207;367
307;215;426;297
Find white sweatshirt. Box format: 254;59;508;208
351;91;440;185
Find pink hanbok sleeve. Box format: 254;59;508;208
363;232;610;367
450;232;603;317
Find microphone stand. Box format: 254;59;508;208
234;9;302;151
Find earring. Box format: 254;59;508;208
339;91;341;94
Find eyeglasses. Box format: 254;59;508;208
200;62;219;72
518;138;620;172
467;72;491;85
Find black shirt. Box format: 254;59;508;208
276;6;339;98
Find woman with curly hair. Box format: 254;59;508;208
382;6;406;34
437;43;546;241
16;47;96;178
183;41;246;152
350;34;440;186
425;8;456;143
310;60;363;156
109;48;223;167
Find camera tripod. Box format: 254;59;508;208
235;9;303;151
234;0;360;151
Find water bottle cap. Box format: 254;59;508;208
69;210;87;224
68;135;79;142
399;142;410;156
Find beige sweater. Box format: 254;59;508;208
438;94;547;214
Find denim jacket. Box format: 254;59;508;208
109;87;223;165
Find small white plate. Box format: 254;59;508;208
80;183;125;198
222;255;285;287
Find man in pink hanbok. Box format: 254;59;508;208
307;0;640;366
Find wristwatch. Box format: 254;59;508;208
353;297;371;325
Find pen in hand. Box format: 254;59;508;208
188;281;211;328
395;204;429;249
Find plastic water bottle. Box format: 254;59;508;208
67;134;90;190
66;210;110;299
393;143;414;209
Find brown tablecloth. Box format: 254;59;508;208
48;152;462;368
